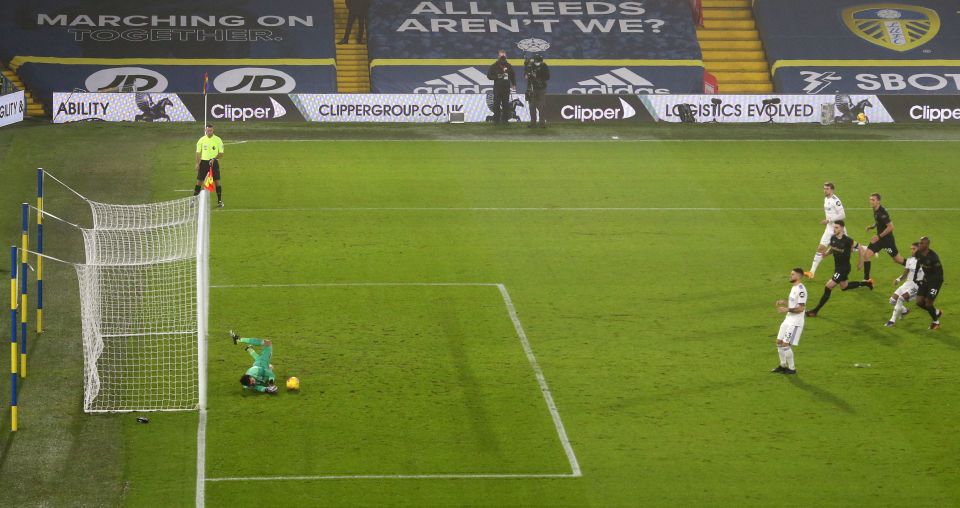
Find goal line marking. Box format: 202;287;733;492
226;138;960;145
216;207;960;213
196;410;207;507
204;282;582;483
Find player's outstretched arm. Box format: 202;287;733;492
894;267;910;285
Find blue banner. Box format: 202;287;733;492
0;0;337;103
775;67;960;95
367;1;703;95
368;0;702;60
370;63;702;94
755;0;960;92
755;0;960;60
16;64;337;112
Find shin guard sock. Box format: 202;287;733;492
896;299;907;318
784;347;795;369
811;253;823;274
813;288;832;312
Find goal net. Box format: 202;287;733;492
64;193;210;412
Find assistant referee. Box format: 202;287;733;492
194;123;225;207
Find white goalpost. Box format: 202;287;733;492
36;175;210;413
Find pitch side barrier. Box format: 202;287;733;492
1;91;26;128
754;0;960;94
50;92;960;124
367;0;704;94
0;0;338;110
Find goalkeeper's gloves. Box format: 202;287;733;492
230;330;239;344
265;385;278;394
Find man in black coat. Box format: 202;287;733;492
487;50;516;124
525;54;550;128
339;0;371;44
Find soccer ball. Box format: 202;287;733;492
286;376;300;391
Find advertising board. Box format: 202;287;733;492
0;91;26;127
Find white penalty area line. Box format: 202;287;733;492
207;473;578;482
210;282;499;288
205;282;582;482
497;283;582;477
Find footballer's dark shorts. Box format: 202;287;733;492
832;266;851;283
197;159;220;181
868;234;899;257
918;280;943;301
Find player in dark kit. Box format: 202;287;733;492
914;236;944;329
806;221;873;317
862;193;906;279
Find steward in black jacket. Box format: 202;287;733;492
487;51;516;124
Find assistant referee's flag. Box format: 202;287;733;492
202;168;215;192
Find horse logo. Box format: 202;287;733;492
842;4;940;52
134;93;174;122
834;95;872;123
485;92;525;123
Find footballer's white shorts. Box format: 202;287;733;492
895;280;919;301
819;223;848;246
777;320;804;346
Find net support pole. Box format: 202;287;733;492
196;192;209;411
20;203;28;379
36;169;43;334
10;246;18;431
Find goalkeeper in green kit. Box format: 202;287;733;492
232;330;279;394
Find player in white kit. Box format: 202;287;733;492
806;182;846;279
773;268;807;375
885;242;924;327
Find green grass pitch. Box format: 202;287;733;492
0;122;958;506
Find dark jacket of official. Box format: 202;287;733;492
525;62;550;92
487;59;516;92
